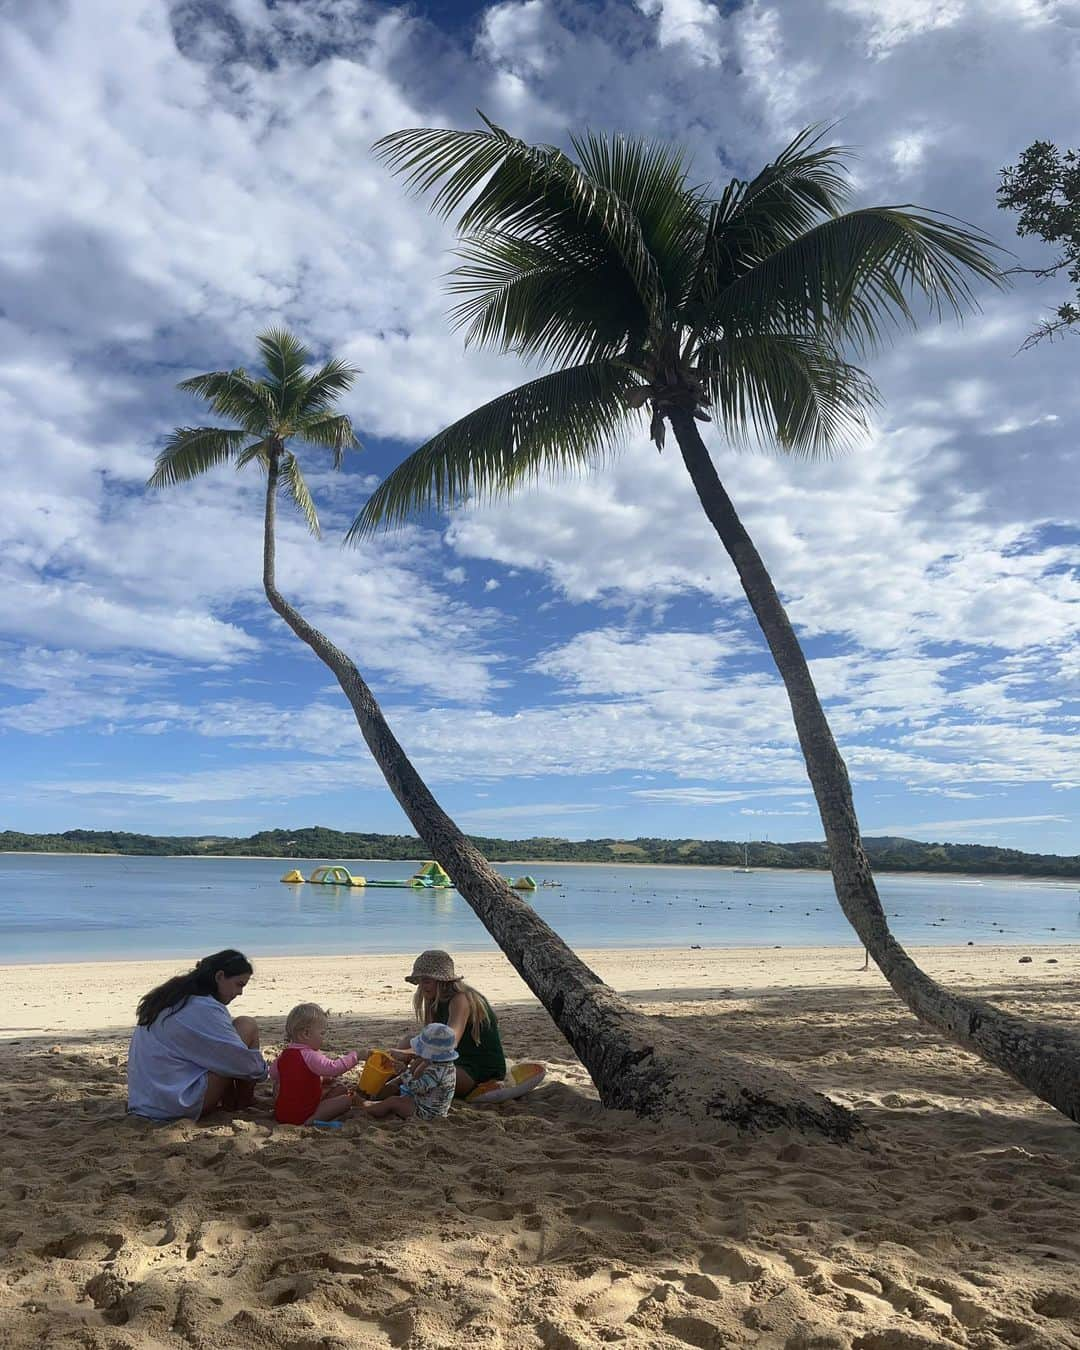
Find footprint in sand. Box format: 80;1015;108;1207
469;1200;519;1221
916;1276;991;1328
663;1312;727;1349
567;1201;641;1233
571;1269;648;1325
1031;1288;1080;1319
39;1230;125;1262
134;1212;177;1248
697;1243;766;1283
185;1215;266;1259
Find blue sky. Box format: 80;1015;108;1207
0;0;1077;852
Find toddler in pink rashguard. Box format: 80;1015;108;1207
270;1003;358;1126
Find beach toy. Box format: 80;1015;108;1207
280;869;305;883
313;1119;343;1130
465;1062;546;1106
510;876;537;891
358;1050;399;1096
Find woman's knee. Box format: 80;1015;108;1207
232;1015;259;1047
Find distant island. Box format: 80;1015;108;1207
1;827;1076;877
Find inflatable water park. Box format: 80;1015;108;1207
280;860;453;888
280;861;540;891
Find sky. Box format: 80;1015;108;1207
0;0;1077;853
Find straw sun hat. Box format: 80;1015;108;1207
410;1022;459;1062
405;950;460;985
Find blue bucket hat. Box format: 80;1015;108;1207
410;1022;459;1062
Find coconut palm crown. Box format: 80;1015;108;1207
350;119;1001;536
150;327;359;533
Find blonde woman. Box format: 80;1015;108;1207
399;951;506;1096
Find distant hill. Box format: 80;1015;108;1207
1;827;1076;877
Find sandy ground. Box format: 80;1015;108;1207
2;945;1079;1349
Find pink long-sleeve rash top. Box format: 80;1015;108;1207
269;1045;359;1085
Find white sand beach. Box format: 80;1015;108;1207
2;945;1079;1348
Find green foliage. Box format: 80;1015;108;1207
1;828;1074;877
352;362;634;536
149;328;361;535
999;140;1080;346
355;119;1002;533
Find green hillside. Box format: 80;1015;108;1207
1;827;1076;877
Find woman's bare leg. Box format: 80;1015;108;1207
454;1067;477;1098
199;1015;260;1117
201;1071;230;1116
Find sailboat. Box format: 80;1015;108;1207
733;841;754;874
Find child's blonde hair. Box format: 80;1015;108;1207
285;1002;328;1041
413;978;489;1045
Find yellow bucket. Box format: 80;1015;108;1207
358;1050;398;1096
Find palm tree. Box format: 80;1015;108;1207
354;120;1080;1124
151;327;853;1136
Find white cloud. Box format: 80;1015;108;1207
534;626;751;697
635;0;726;64
866;813;1071;837
0;0;1077;850
455;800;607;827
633;786;814;805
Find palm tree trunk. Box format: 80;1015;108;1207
261;450;855;1136
669;408;1080;1123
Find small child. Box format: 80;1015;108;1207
270;1003;358;1126
360;1023;457;1122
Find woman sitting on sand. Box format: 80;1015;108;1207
127;949;267;1121
399;951;506;1097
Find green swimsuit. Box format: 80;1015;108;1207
434;995;506;1085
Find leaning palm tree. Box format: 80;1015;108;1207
354;120;1080;1123
151;327;854;1136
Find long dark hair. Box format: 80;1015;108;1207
136;949;253;1027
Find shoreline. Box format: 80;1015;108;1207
1;850;1075;882
2;942;1075;1040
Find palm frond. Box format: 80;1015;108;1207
147;427;248;488
347;361;635;539
684;127;853;314
448;231;641;365
699;334;879;457
375;118;668;323
568;130;699;303
280;452;320;536
177;369;276;435
256;328;313;413
295;413;360;469
295;358;360;417
708;207;1005;353
728;126;851;235
235;439;271;471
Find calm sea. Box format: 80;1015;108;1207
0;854;1076;964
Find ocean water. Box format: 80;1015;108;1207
0;854;1076;964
